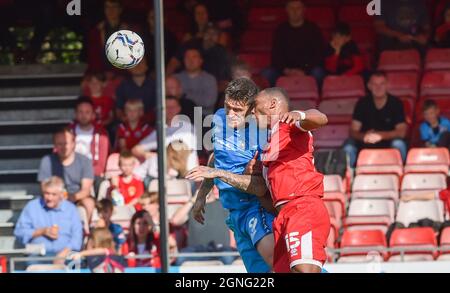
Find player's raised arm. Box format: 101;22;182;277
281;109;328;131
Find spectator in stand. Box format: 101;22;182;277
70;97;110;181
166;75;198;122
115;57;156;124
109;151;145;209
435;4;450;48
87;0;128;73
374;0;431;53
132;96;199;170
168;25;231;92
116;99;153;152
37;127;96;225
182;3;211;43
262;0;325;86
14;176;83;262
142;8;178;72
325;22;365;76
95;199;126;252
231;60;270;89
174;49;218;115
343;72;408;167
420;99;450;150
85;73;115;129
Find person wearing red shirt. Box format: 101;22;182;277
116;99;153;152
253;87;329;273
85;73;115;128
109;151;144;209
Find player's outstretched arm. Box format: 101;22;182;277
281;109;328;131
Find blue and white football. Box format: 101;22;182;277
105;30;145;69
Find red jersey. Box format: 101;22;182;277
91;96;115;124
261;122;324;207
117;176;144;204
117;121;152;150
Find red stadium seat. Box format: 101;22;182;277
438;227;450;260
345;199;395;232
401;173;447;195
237;53;271;74
350;26;376;53
387;72;418;100
404;148;450;175
324;191;346;227
338;230;388;263
328;217;339;250
305;7;335;31
425;48;450;71
389;227;438;262
240;30;273;53
247;7;286;31
318;99;358;123
355;149;404;177
105;153;121;178
314;124;350;149
324;175;346;194
378;49;422;73
289;99;317;111
338;5;374;26
420;71;450;97
352;174;399;202
164;10;190;35
276;76;319;100
322;75;366;99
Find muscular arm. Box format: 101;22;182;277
214;170;268;198
377;123;408;140
298;109;328;131
349;120;365;142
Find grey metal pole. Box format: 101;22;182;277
153;0;169;273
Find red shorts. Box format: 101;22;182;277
273;196;330;273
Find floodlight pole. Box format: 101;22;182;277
153;0;169;273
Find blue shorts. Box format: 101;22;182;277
226;203;275;273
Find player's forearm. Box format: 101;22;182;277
216;170;267;197
299;109;328;131
196;177;214;201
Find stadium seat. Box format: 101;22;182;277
352;174;399;202
305;7;335;39
149;179;192;204
240;30;273;53
323;191;346;227
345;199;395;232
26;264;66;272
355;149;403;177
314;124;350;149
322;75;366;100
247;7;286;31
338;230;388;263
275;76;319;100
338;5;374;26
104;153;140;179
318;99;358;124
378;49;422;73
237;53;271;74
420;71;450;97
350;26;376;53
328;217;339;249
97;179;111;201
396;200;444;227
387;72;418;100
324;174;346;194
181;260;225;267
425;48;450;71
289;99;317;111
401;173;447;197
437;227;450;260
404;148;450;175
388;227;438;262
91;205;135;230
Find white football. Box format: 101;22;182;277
105;30;145;69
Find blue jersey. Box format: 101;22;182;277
212;108;268;211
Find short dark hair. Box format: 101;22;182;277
286;0;304;7
224;78;260;105
96;198;114;213
423;99;438;111
105;0;122;7
75;96;94;110
166;95;181;106
53;126;75;141
86;72;106;83
261;87;290;107
333;22;351;36
370;71;387;79
119;150;134;160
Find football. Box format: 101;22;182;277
105;30;145;69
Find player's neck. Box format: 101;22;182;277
128;120;139;129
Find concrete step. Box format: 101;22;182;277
0;120;71;135
0;236;19;250
0;109;74;122
0;210;20;223
0;63;87;78
0;85;81;98
0;195;35;210
0;158;41;172
0;134;53;146
0;96;78;111
0;183;40;196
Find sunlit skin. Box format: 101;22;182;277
54;132;76;161
124;104;143;124
42;185;64;210
224;98;252;129
119;157;135;177
75;103;96;128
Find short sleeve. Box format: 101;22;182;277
37;155;52;182
81;156;95;180
392;97;406;125
352;98;366;123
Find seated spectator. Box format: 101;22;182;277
166;75;198;122
38;127;96;224
115;57;156;124
95;199;126;252
174;49;218;115
325;22;365;76
109;151;145;208
182;3;212;43
374;0;430;54
87;0;128;73
117;99;153;152
435;4;450;48
142;8;178;72
14;177;83;263
85;73;115;129
69;227;126;273
420;99;450;150
132;96;199;170
231;60;270;89
123;210;177;267
262;0;325;86
70;97;110;180
343;72;408;167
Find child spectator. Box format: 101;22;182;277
85;73;115;128
117;99;153;152
95;199;126;252
435;4;450;47
109;151;145;209
420;99;450;149
231;60;270;89
325;22;365;76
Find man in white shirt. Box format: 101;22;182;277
132;96;199;176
